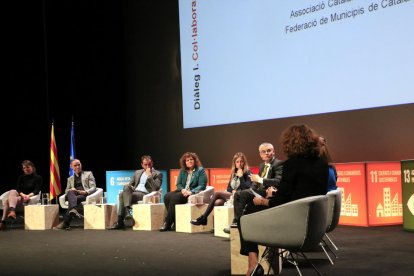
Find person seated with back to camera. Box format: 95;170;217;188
239;124;329;276
54;159;96;230
108;155;163;230
190;152;253;226
0;160;42;231
160;152;207;232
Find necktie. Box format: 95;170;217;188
261;164;269;178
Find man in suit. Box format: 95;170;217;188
226;142;283;230
109;155;163;229
54;159;97;230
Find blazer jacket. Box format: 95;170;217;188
269;155;328;207
176;167;207;194
65;171;97;195
128;168;163;193
258;158;284;188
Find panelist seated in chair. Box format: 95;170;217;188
0;160;43;231
191;152;252;226
239;124;329;276
226;142;283;231
109;155;163;230
160;152;207;232
54;159;96;230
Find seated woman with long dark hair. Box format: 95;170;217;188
240;124;329;275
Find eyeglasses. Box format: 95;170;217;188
259;149;273;154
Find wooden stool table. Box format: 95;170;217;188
175;203;213;233
24;204;59;230
214;205;234;238
230;228;281;275
132;203;165;231
84;203;117;230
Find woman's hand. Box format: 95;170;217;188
181;189;192;197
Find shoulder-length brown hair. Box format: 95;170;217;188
280;124;320;158
230;152;250;174
22;160;36;174
179;152;202;170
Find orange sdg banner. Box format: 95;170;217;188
366;162;402;226
336;163;368;226
169;168;210;191
169;169;180;191
209;168;232;192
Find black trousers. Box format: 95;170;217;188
235;188;268;256
163;191;188;226
64;190;86;224
233;188;266;221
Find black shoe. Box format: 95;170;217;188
159;222;172;232
171;223;175;231
251;264;264;276
0;221;7;231
69;208;83;219
230;221;238;228
190;215;207;226
107;223;125;230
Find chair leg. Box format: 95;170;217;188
319;241;335;265
324;233;338;250
299;251;323;276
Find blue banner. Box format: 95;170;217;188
106;170;168;205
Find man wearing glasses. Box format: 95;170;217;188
225;142;283;230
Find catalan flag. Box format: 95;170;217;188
69;120;76;176
50;122;61;200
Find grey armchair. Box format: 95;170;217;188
320;189;342;264
240;195;328;276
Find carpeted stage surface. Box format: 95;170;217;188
0;222;413;275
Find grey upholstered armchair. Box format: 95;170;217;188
240;195;328;276
320;189;342;264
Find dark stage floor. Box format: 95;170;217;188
0;221;413;276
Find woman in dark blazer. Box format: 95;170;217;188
240;124;329;275
160;152;207;231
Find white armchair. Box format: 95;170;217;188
143;189;162;204
187;186;214;204
0;191;40;210
58;188;104;209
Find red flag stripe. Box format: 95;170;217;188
49;124;61;200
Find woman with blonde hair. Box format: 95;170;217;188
191;152;252;226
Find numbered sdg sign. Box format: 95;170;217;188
366;162;402;226
335;163;368;226
401;160;414;232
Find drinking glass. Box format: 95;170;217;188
41;193;50;205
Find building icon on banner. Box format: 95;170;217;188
339;187;359;217
376;187;403;218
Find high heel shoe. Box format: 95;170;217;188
250;264;264;276
190;215;207;226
